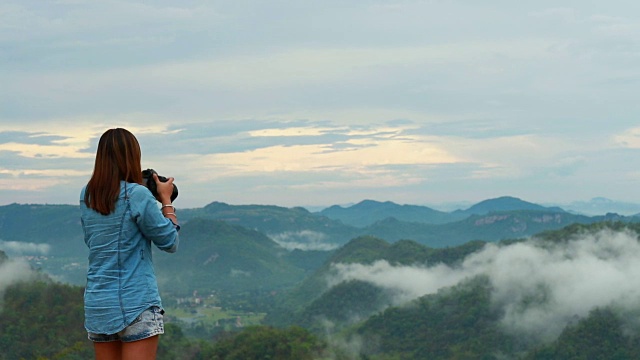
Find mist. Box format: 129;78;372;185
0;258;39;296
329;228;640;343
0;240;51;256
269;230;340;251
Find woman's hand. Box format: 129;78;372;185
153;173;175;205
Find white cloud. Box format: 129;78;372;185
0;258;39;294
0;241;51;255
269;230;340;251
199;138;456;174
2;1;640;207
0;119;179;160
329;229;640;343
248;127;344;137
0;142;92;159
330;260;472;305
613;127;640;149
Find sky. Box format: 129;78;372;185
2;0;640;209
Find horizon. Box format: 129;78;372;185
2;195;640;217
2;1;640;209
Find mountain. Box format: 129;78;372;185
558;197;640;216
358;209;633;247
350;274;640;359
264;236;488;328
6;210;640;359
180;201;360;248
0;203;338;293
2;200;639;297
454;195;565;216
355;276;512;359
318;197;569;228
0;203;84;258
318;199;463;227
263;235;390;324
269;222;640;359
153;217;330;297
0;280;93;359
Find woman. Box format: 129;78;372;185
80;128;180;360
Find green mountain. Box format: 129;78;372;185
5;221;640;359
318;199;463;227
262;236;389;326
269;221;640;359
352;271;640;360
180;201;360;247
525;307;640;359
318;196;567;228
360;209;628;247
153;217;324;298
264;236;487;328
355;276;514;359
2;201;638;303
454;195;564;216
0;203;84;258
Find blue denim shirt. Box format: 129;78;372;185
80;181;179;335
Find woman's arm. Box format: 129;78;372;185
154;172;179;229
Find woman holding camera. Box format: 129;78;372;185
80;128;180;360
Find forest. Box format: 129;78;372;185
3;221;640;359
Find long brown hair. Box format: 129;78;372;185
84;128;143;215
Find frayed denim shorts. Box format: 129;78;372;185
88;306;165;343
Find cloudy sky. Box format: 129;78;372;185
1;0;640;209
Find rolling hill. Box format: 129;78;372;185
267;222;640;359
153;218;325;297
318;199;463;227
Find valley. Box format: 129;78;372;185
2;197;640;359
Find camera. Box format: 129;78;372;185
142;168;178;202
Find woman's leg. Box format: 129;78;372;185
94;341;122;360
122;335;160;360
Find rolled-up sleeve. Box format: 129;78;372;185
130;185;180;253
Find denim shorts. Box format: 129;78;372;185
88;306;165;343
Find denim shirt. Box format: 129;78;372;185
80;181;179;335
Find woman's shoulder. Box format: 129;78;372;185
124;182;158;214
125;182;153;197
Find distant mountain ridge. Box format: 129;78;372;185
453;196;565;216
179;201;360;247
557;197;640;216
319;196;567;227
1;197;637;256
319;199;464;227
2;196;639;289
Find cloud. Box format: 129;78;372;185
329;229;640;343
0;142;93;159
269;231;340;251
330;260;469;305
0;1;222;43
2;1;640;208
194;126;459;177
613;127;640;149
0;241;51;256
0;258;38;295
0;121;176;159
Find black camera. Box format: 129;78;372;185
142;168;178;202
